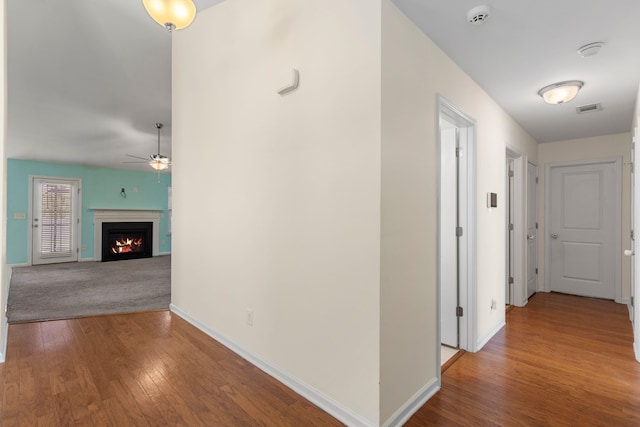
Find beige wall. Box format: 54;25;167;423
538;133;632;301
380;1;537;423
172;0;381;424
172;0;539;424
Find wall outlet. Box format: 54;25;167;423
247;308;254;326
133;187;139;193
491;299;497;310
81;244;87;251
13;212;26;220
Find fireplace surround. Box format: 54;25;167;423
92;209;162;261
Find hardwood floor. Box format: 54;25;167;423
1;293;638;426
0;311;342;426
408;292;640;426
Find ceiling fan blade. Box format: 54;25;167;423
126;154;149;160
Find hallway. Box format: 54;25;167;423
410;292;640;425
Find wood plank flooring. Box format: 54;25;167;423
0;311;342;426
408;292;640;426
1;292;639;426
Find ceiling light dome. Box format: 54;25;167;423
538;81;584;105
142;0;196;32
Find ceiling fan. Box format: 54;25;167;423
125;123;172;171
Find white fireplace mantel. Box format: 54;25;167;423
92;209;162;261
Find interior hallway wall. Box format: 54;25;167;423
0;0;7;363
172;0;382;424
537;133;632;302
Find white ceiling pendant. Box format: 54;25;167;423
142;0;197;32
538;81;584;105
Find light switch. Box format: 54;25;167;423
14;212;26;220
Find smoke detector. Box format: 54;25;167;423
577;42;604;58
467;5;491;25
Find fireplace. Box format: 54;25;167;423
101;222;153;262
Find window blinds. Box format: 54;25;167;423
39;182;73;255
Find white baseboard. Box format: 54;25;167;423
0;320;7;363
7;263;28;268
169;304;373;427
381;377;439;427
476;321;505;352
635;340;640;363
628;301;634;322
79;257;95;262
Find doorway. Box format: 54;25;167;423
526;161;538;298
438;97;476;370
545;159;621;300
31;177;81;265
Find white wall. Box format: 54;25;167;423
0;0;7;364
538;133;632;301
171;0;381;424
379;1;537;423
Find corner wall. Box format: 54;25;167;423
171;0;381;424
380;2;537;423
0;0;6;363
537;133;632;301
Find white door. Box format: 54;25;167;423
32;177;80;265
440;126;458;348
548;162;618;299
526;162;538;298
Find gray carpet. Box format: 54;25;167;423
7;255;170;323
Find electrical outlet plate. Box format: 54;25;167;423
247;309;254;326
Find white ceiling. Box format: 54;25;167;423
7;0;640;172
393;0;640;143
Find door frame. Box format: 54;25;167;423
436;96;478;378
544;158;622;303
505;145;528;307
632;119;640;361
526;160;539;300
28;175;82;266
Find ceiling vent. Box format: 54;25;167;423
576;103;603;114
467;5;491;25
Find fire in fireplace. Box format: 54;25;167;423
102;222;153;262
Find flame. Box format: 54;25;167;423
110;237;144;254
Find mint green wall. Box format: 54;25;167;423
7;159;172;265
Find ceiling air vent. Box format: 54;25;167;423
576;103;603;114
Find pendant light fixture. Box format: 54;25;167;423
149;123;171;171
538;80;584;105
142;0;197;32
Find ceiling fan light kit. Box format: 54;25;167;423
538;80;584;105
142;0;196;31
149;123;171;171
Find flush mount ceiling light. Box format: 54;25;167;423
467;5;491;25
142;0;196;32
538;80;584;105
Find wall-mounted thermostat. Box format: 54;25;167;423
487;192;497;208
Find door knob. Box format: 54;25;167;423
551;233;559;239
